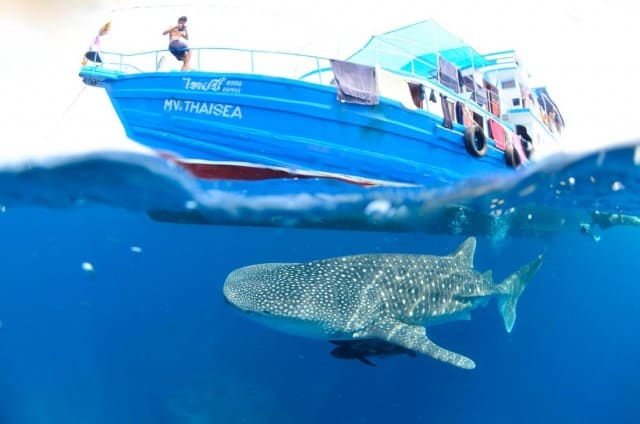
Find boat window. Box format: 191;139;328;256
501;79;516;89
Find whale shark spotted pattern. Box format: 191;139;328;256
223;237;543;369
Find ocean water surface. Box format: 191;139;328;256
0;144;639;423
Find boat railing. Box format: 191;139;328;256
85;47;336;84
84;45;526;146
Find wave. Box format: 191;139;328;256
1;142;639;239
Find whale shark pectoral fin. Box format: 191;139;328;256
360;318;476;370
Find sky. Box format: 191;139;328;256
1;0;636;161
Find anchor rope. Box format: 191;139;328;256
50;85;86;137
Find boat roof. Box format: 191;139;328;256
346;20;491;75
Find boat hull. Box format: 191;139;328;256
81;68;510;186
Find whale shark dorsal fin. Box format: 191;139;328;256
482;270;493;281
450;237;476;268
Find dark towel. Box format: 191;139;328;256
409;83;424;108
455;102;464;124
438;56;459;93
330;59;378;105
440;94;453;129
473;85;488;106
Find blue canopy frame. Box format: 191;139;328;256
346;20;491;77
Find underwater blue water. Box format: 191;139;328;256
0;146;639;423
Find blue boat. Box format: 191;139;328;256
79;20;564;187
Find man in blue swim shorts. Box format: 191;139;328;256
163;16;191;70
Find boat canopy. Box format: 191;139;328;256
346;20;491;78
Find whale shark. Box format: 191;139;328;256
223;237;542;369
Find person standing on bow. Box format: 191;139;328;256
83;20;111;64
163;16;191;70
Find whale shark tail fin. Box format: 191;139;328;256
497;254;543;333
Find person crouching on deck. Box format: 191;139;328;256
163;16;191;70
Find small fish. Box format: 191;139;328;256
329;339;416;366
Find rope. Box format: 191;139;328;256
50;85;87;137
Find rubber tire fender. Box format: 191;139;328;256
463;125;488;157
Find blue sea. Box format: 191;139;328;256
0;144;639;423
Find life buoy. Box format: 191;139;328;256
463;125;487;157
504;143;521;168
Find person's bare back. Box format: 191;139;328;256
162;16;191;70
